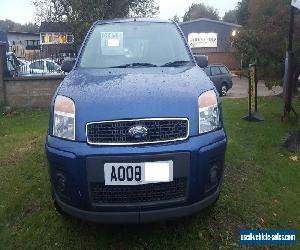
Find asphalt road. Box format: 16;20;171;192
225;77;283;99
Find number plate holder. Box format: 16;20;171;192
104;161;173;186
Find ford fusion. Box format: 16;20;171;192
46;18;227;223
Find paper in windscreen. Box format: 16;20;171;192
101;32;124;56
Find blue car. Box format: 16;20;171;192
46;18;227;223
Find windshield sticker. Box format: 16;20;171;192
107;38;120;47
101;32;123;55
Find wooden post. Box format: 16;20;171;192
0;42;7;106
240;55;243;80
282;6;298;119
243;64;264;122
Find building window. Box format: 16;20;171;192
40;32;74;45
25;40;40;50
67;34;74;43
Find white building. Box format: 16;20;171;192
7;31;40;59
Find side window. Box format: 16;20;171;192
46;61;58;71
211;66;221;76
220;66;229;74
29;61;44;70
204;67;211;76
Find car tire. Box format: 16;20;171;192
220;83;228;97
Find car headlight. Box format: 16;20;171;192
198;90;219;134
53;95;75;140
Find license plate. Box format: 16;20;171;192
104;161;173;186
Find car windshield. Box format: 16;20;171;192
79;22;192;68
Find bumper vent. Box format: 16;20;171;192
86;118;189;145
90;177;187;204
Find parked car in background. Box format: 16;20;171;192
203;64;233;96
46;18;227;223
19;59;62;76
5;52;22;77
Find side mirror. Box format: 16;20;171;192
194;55;208;68
61;59;76;73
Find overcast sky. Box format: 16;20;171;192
155;0;239;20
0;0;239;24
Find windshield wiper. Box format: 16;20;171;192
161;60;193;67
109;63;157;68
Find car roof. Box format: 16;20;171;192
95;18;173;25
28;59;58;64
194;55;208;58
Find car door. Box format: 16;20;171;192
203;67;211;78
219;66;231;83
210;66;222;91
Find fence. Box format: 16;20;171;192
6;51;76;77
0;43;66;108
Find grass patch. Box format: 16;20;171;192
0;97;299;249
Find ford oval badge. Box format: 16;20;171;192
128;125;148;139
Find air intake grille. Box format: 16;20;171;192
86;119;189;145
90;177;187;204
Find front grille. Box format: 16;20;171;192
86;118;189;145
90;177;187;204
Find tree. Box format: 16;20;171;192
223;10;237;24
33;0;159;47
233;0;300;79
236;0;250;26
0;19;38;33
173;14;180;23
130;0;159;17
182;3;220;22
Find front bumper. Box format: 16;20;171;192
54;187;220;223
46;129;227;223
